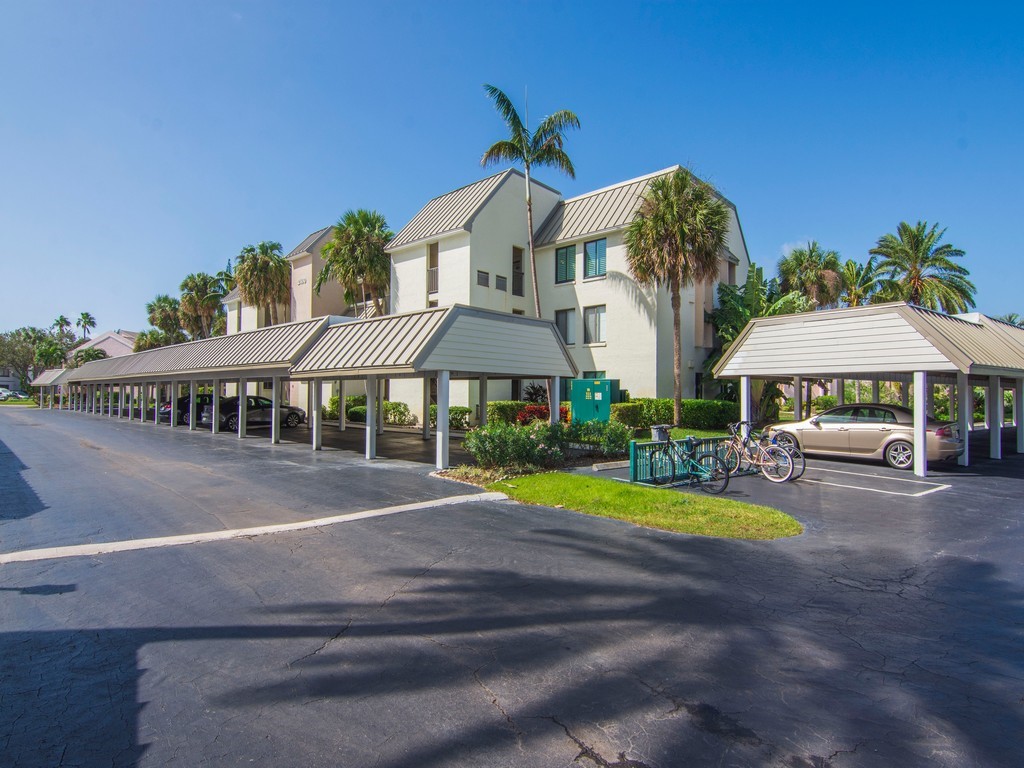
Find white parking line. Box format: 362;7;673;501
0;492;507;565
801;465;950;497
800;478;951;497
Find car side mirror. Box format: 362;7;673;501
809;417;819;426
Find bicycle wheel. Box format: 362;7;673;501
717;441;741;474
759;445;794;483
783;445;806;481
649;446;676;485
693;452;729;494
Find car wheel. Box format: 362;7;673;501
774;431;798;451
885;440;914;470
285;412;301;428
226;414;239;432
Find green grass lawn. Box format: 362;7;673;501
668;426;728;440
0;399;37;407
488;472;802;540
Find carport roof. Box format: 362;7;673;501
30;368;66;386
290;304;578;380
713;302;1024;380
63;318;334;383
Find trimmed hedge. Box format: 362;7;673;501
813;395;837;411
487;400;528;424
383;401;415;426
464;418;633;469
429;404;472;430
610;398;738;430
348;405;367;423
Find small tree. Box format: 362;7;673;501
315;211;393;316
778;241;842;307
235;241;290;325
870;221;975;312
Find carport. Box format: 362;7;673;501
30;367;66;408
58;317;341;443
713;302;1024;477
289;304;578;469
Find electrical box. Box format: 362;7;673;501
569;378;621;423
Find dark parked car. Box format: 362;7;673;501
159;394;218;425
201;395;305;432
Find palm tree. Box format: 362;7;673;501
52;315;72;337
133;329;167;352
838;257;883;307
995;313;1024;328
316;212;393;316
34;338;67;369
146;294;184;337
778;241;842;307
234;241;290;325
180;272;225;339
216;259;236;293
625;168;730;424
480;84;580;320
869;221;975;312
76;311;97;340
72;347;108;366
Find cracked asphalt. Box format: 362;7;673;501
2;407;1022;767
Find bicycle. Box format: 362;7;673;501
648;432;730;494
762;427;806;481
717;421;794;483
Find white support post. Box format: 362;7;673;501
793;377;803;421
836;378;845;406
212;379;221;434
189;380;197;430
913;371;928;478
118;384;125;417
957;375;971;467
365;375;378;459
153;384;160;425
107;384;113;416
422;376;431;439
871;380;880;403
58;387;64;411
989;375;1002;460
740;376;751;426
271;376;280;445
1016;378;1024;454
339;380;346;431
550;376;560;425
311;380;322;451
479;376;488;426
436;370;450;470
238;378;247;438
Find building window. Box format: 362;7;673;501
582;371;606;379
728;262;736;285
560;377;572;402
555;245;576;284
583;305;606;344
477;270;489;287
584;238;606;279
512;308;525;316
512;246;525;296
496;275;507;292
427;242;439;294
554;308;575;345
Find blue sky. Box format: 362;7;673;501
1;1;1021;332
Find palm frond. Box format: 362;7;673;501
481;139;525;168
483;84;524;138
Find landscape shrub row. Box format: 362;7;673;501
464;418;633;469
609;398;739;430
486;400;569;425
322;395;415;426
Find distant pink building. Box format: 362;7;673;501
75;330;138;358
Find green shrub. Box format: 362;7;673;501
344;394;366;416
487;400;528;424
348;405;367;423
383;400;415;426
782;397;795;411
610;402;644;428
322;395;341;421
610;398;736;430
464;420;565;469
813;395;837;411
678;400;739;429
566;419;633;456
429;404;472;430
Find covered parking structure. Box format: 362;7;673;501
713;302;1024;477
41;305;577;470
29;367;66;408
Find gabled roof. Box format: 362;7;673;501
713;302;1024;380
286;226;332;261
64;318;334;383
387;170;560;251
222;287;240;305
30;368;66;386
75;330;137;356
291;305;577;380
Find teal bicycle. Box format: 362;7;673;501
648;433;730;494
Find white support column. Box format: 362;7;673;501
311;379;322;451
1016;378;1024;454
740;376;751;425
339;380;346;431
118;384;124;417
793;377;803;421
189;380;197;430
108;384;114;416
436;370;450;469
58;387;64;411
550;376;560;425
871;380;880;403
989;375;1002;460
212;379;221;434
957;372;970;467
238;378;247;438
479;376;488;426
270;376;281;444
913;371;928;478
836;378;845;406
422;376;431;440
365;375;378;460
153;384;160;425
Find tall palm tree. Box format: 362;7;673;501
76;311;97;340
316;212;392;316
869;221;975;312
52;315;72;337
235;241;290;325
778;241;842;307
133;329;167;352
35;338;67;369
146;294;184;338
180;272;225;339
625;168;730;424
838;257;883;307
480;84;580;320
216;259;236;293
995;313;1024;328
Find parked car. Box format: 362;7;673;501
159;394;219;425
0;387;12;400
201;395;306;432
8;390;32;400
769;403;964;470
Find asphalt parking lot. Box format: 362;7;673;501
2;407;1023;767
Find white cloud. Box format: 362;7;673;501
779;237;814;258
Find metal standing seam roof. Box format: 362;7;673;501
63;318;331;383
285;226;332;260
30;368;66;386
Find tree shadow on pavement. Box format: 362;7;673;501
0;437;47;522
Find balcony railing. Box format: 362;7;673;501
427;267;438;294
512;270;524;297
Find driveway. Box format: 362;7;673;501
2;407;1022;767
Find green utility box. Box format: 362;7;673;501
569;378;622;422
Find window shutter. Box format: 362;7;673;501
585;239;606;277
